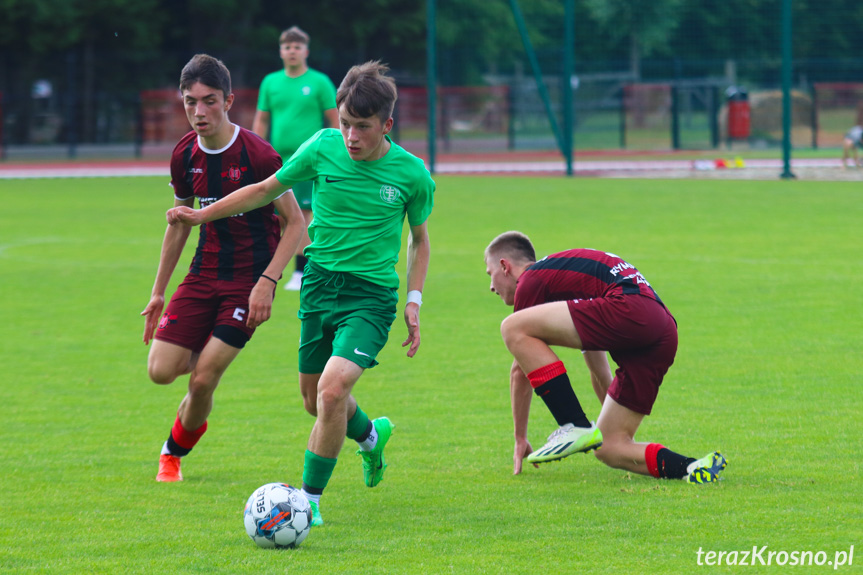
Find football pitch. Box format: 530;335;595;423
1;174;860;574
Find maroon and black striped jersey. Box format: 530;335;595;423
170;126;283;282
514;249;665;312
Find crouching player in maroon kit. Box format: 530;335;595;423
141;54;304;482
485;231;727;483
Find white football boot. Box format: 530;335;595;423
527;422;603;464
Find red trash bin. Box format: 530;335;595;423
726;86;750;140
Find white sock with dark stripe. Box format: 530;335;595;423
357;425;378;452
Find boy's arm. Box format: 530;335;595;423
324;108;339;128
510;359;539;474
166;173;289;226
245;191;305;329
252;110;271;140
401;221;430;358
582;350;613;404
141;197;194;344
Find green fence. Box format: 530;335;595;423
2;0;863;162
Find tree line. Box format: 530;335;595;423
2;0;863;143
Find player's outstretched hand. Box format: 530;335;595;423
401;302;421;358
246;279;275;329
513;437;539;475
141;295;165;345
166;206;202;226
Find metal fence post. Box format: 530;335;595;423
562;0;574;175
810;83;818;150
619;86;626;149
426;0;436;174
671;84;680;150
66;51;78;159
780;0;795;179
710;85;720;149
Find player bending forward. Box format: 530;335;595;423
141;54;304;482
167;61;434;526
484;231;727;483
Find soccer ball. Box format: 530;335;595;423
243;483;312;549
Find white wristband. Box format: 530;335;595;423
406;290;423;306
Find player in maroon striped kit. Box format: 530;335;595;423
141;54;305;482
484;231;727;483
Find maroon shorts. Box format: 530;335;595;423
155;274;259;353
567;294;678;415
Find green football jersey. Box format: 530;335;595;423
275;129;435;288
256;68;336;158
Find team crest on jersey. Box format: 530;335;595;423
158;313;178;330
380;185;401;204
302;86;311;96
222;163;247;183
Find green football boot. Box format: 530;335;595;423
357;417;394;487
685;452;727;484
309;499;324;527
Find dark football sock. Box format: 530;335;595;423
646;443;697;479
527;362;591;428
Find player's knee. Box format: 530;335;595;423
188;370;219;398
302;394;318;416
499;315;522;348
148;369;174;385
593;444;616;467
148;359;179;385
593;436;628;468
147;348;194;384
299;375;320;416
316;385;348;415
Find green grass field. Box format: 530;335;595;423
1;175;861;574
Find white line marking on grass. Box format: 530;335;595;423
0;237;67;256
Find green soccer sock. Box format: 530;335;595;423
301;450;338;494
346;404;371;441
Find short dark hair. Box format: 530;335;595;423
485;231;537;264
336;60;397;122
280;26;309;45
179;54;231;100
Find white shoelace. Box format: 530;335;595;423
546;423;576;443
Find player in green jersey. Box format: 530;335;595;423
167;61;434;528
253;26;339;291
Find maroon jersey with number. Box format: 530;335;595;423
514;249;665;312
170;125;283;282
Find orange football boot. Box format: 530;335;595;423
156;454;183;482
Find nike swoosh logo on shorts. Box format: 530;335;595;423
354;348;372;358
326;176;345;183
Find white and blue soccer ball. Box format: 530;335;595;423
243;483;311;549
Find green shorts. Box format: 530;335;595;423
297;261;398;374
292;180;313;210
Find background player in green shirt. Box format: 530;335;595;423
253;26;339;291
168;61;434;528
